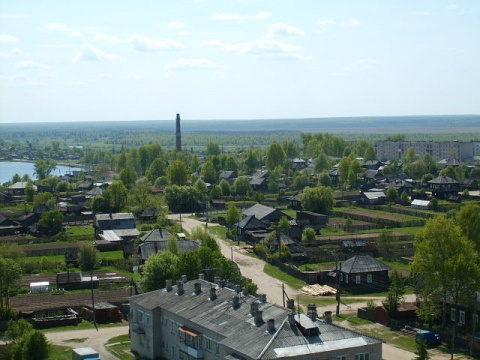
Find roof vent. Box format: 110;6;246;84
267;319;275;332
242;287;248;296
258;293;267;302
232;296;240;309
324;311;332;324
194;282;201;295
235;285;241;294
176;281;184;295
199;273;205;280
250;302;259;315
307;303;317;321
254;310;263;324
214;276;221;285
288;312;296;327
286;298;295;310
209;287;217;301
181;275;187;283
166;279;173;292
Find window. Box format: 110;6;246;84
451;308;456;322
345;275;349;284
367;274;372;283
460;310;466;324
206;338;212;352
145;313;150;327
355;353;370;360
137;310;144;324
337;356;347;360
356;275;361;284
215;342;220;356
170;319;175;333
197;335;203;348
172;346;176;359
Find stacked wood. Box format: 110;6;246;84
300;284;337;296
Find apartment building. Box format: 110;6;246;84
375;141;475;161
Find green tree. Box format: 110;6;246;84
225;203;240;228
400;190;410;204
364;146;376;161
0;243;25;260
301;227;316;246
318;170;332;187
219;179;231;196
201;160;217;184
206;142;221;156
20;330;50;360
33;159;57;180
140;251;179;292
12;173;21;183
386;186;398;203
439;165;456;179
403;147;419;164
167;160;188;186
210;185;222;199
0;258;22;319
377;230;396;261
337;156;351;184
412;216;480;355
382;270;405;320
314;151;330;173
103;180;128;212
266;141;286;170
300;186;335;213
457;204;480;252
414;339;430;360
38;210;63;234
78;244;99;272
120;166;137;189
282;140;299;159
24;181;35;201
232;176;251;197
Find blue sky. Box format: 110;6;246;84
1;0;479;123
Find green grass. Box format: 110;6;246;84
65;225;94;237
48;345;72;360
106;334;135;360
98;250;124;261
263;263;307;289
41;321;129;334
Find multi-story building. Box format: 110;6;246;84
375;141;475;162
129;275;382;360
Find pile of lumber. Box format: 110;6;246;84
300;284;337;296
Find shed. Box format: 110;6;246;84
72;347;100;360
30;281;49;293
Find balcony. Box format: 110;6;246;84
180;343;203;359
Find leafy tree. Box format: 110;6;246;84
38;210;63;234
33;192;55;207
301;227;316;246
167;236;179;255
318;170;332;187
20;330;50;360
219;179;231;196
457;204;480;252
414;339;430;360
337;156;351;184
292;173;310;189
210;185;222;199
140;251;179;292
5;318;33;341
277;216;291;229
400;190;410;204
194;178;208;197
120;166;137;189
386;186;398;203
422;152;437;175
225;203;240;228
282;140;299;159
12;173;21;183
439;165;456;179
382;270;405;320
0;243;25;260
364;146;376;161
403;147;419;164
206;142;221;156
377;231;396;260
412;216;480;354
34;159;57;180
24;181;35;201
0;258;22;319
201;160;217;184
300;186;335;213
103;180;128;212
78;244;99;272
314;151;330;173
266;141;286;170
232;176;251;197
164;185;200;213
167;160;189;186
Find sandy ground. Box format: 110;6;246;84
45;214;453;360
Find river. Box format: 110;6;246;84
0;161;81;184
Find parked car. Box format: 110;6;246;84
416;330;441;346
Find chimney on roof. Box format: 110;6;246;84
286;299;295;311
307;303;317;322
199;273;205;280
235;285;241;294
181;275;187;283
214;276;221;285
267;319;275;332
194;282;202;295
166;279;173;292
288;312;296;327
175;113;182;152
324;311;333;324
176;281;184;295
250;302;259;316
242;287;248;296
232;295;240;309
209;287;217;301
258;294;267;302
254;310;263;324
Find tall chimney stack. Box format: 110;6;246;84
175;113;182;152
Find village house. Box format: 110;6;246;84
427;175;460;200
129;276;383;360
242;203;289;226
93;213;140;254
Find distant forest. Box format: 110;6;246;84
1;115;479;152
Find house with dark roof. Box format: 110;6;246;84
7;181;36;196
427;176;460;199
138;207;161;222
249;177;268;191
329;255;391;294
218;171;237;184
129;276;383;360
94;213;140;253
242;204;289;226
139;240;199;263
234;215;268;241
252;169;269;179
295;211;328;232
361;191;386;205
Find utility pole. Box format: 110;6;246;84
336;261;342;315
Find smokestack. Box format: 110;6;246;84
254;310;263;324
175;113;182;152
250;302;259;316
194;282;202;295
209;287;217;301
176;281;184;295
308;303;317;321
232;295;240;309
166;279;172;292
181;275;187;283
324;311;333;324
286;299;295;311
267;319;275;332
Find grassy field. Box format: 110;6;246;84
263;263;307;289
105;334;135;360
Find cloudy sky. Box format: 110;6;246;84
1;0;479;123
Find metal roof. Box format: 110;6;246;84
340;255;391;274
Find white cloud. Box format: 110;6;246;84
68;31;83;37
332;58;379;76
268;23;305;38
447;4;457;10
197;39;303;55
411;12;431;17
93;33;122;43
211;12;270;23
316;18;335;26
14;60;49;70
0;34;20;43
129;34;184;52
73;44;118;62
341;19;363;26
165;58;220;71
353;58;379;68
42;23;72;32
156;21;188;29
0;48;26;58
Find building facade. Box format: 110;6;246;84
129;276;382;360
375;141;475;161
